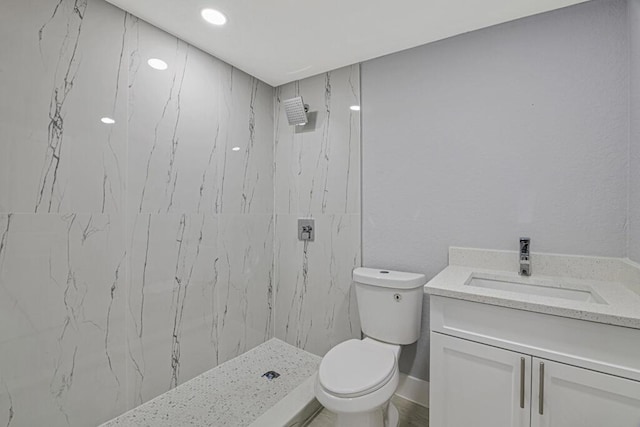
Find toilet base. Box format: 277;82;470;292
334;401;399;427
386;402;399;427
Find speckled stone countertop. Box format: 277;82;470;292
424;247;640;330
101;339;321;427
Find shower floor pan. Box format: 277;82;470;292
101;339;321;427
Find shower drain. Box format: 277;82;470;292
262;370;280;380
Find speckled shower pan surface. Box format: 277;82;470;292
101;339;321;427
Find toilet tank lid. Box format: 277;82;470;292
353;267;427;290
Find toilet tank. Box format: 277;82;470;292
353;268;427;345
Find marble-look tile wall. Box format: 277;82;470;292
0;0;274;425
630;0;640;264
273;65;362;357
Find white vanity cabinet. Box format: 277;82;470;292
430;333;531;427
429;296;640;427
531;358;640;427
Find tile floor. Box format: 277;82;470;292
306;395;429;426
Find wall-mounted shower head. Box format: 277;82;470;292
283;96;309;126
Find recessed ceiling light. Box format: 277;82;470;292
101;117;115;124
147;58;168;70
201;8;227;26
232;146;241;151
350;105;361;111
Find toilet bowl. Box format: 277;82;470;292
314;268;427;427
315;338;401;427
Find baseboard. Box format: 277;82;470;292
395;373;429;408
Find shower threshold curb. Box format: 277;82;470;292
100;339;320;427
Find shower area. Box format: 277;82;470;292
0;0;361;425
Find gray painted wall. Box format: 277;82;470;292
630;0;640;263
361;0;630;380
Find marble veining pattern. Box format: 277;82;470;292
0;0;275;425
275;214;361;356
35;0;88;213
2;0;130;215
136;41;190;214
128;27;274;216
0;213;128;426
125;214;274;406
273;65;362;357
274;65;360;216
101;338;320;427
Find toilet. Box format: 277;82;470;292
315;267;426;427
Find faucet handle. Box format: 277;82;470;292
519;238;531;276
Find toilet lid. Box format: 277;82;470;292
318;339;397;398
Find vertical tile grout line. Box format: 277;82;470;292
358;62;364;340
271;84;278;341
124;12;132;411
358;63;364;270
624;1;633;259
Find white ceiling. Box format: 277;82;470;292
105;0;589;87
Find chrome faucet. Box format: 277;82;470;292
519;238;531;276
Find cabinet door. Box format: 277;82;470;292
531;358;640;427
430;332;531;427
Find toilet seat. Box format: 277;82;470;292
318;339;397;398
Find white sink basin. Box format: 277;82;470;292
466;275;606;304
